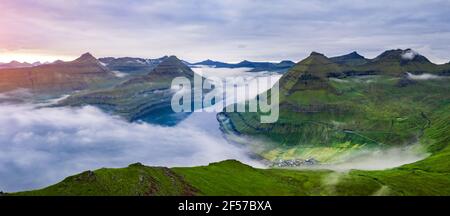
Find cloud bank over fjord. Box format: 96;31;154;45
0;103;260;192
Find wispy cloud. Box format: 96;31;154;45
0;103;261;192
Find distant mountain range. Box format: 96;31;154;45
1;49;448;95
190;59;296;73
97;57;296;74
0;61;43;69
98;56;168;75
327;49;450;76
279;49;450;94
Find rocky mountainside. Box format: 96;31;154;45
59;55;198;123
0;53;115;93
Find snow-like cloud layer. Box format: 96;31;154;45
0;103;261;192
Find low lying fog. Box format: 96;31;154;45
0;103;263;192
308;145;429;171
406;72;443;80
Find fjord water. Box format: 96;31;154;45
0;67;278;192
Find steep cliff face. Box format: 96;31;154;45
0;53;114;93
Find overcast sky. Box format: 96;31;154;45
1;0;450;63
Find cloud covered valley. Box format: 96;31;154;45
0;103;261;192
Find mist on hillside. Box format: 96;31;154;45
310;145;429;171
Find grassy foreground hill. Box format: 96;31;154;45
11;107;450;196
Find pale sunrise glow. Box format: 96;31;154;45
0;50;76;63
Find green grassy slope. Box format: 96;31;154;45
219;50;450;162
14;163;198;196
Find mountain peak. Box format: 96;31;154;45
376;49;407;59
147;54;194;80
332;51;365;59
374;48;430;64
330;51;368;66
193;59;219;65
309;51;325;57
348;51;364;58
74;52;97;63
167;55;180;59
280;51;340;93
279;60;295;64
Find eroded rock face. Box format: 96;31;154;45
0;53;114;93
